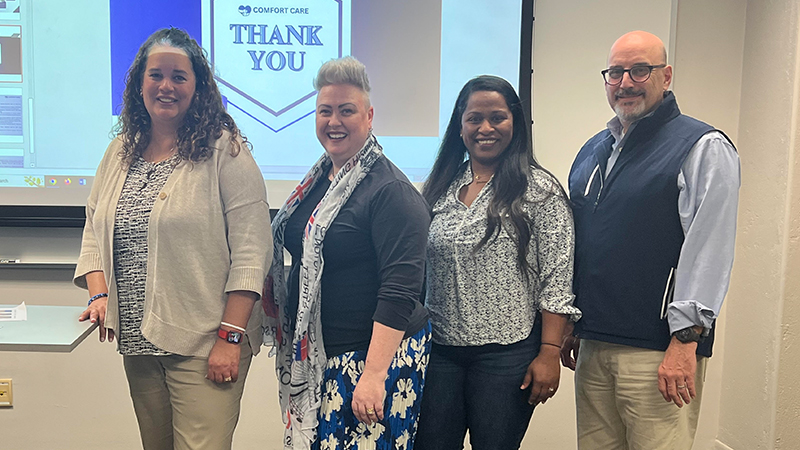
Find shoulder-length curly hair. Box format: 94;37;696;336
423;75;567;278
115;27;248;165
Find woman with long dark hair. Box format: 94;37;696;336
74;28;271;450
415;75;580;450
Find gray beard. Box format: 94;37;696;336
614;101;647;125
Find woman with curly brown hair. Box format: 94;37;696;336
73;28;272;450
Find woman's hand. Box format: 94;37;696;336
78;297;115;343
207;339;241;384
79;271;113;342
354;323;404;424
209;290;258;383
520;345;561;405
352;370;386;425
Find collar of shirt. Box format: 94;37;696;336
606;110;657;150
433;162;493;213
606;116;625;144
459;162;474;189
455;161;494;191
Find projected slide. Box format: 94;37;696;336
205;0;353;180
0;0;522;207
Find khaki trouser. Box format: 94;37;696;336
575;339;707;450
122;341;253;450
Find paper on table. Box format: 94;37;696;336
0;302;27;321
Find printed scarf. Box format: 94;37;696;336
264;134;384;449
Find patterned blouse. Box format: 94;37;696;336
113;154;180;356
426;163;581;346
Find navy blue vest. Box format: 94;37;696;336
569;92;716;357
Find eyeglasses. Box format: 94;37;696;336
601;64;666;85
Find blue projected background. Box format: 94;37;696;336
109;1;203;116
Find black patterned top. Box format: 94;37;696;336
425;163;581;346
113;154;180;355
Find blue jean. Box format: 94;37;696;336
415;317;542;450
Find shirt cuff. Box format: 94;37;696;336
539;295;582;323
224;266;267;298
667;300;716;334
73;253;103;289
372;298;414;332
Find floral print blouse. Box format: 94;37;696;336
425;163;581;346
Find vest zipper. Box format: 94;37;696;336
593;143;621;210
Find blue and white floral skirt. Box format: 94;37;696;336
314;322;432;450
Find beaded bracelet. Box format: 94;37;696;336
88;292;108;306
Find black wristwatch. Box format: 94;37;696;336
672;327;705;344
217;328;243;344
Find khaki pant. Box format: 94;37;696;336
575;339;707;450
122;342;253;450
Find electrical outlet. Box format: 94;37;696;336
0;379;12;407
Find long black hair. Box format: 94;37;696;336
422;75;567;278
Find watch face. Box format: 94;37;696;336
227;331;243;344
218;328;243;344
675;328;701;343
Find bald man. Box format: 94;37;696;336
561;31;740;449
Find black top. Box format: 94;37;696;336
284;155;430;357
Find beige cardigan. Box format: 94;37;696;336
74;133;272;356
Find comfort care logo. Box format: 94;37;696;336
211;0;351;132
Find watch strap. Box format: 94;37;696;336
673;326;704;343
217;328;243;344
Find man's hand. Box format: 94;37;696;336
658;336;698;407
560;321;579;370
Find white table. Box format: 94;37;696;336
0;305;98;352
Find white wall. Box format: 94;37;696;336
532;0;674;183
715;1;800;449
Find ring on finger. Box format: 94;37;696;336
366;408;376;415
677;384;686;389
224;376;233;382
548;387;555;393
